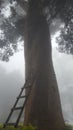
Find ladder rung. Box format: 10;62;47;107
14;107;23;110
17;95;28;99
6;123;15;126
16;95;26;99
21;86;29;89
4;123;15;127
20;95;27;98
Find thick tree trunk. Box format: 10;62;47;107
24;3;65;130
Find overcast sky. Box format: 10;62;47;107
52;38;73;124
0;50;25;123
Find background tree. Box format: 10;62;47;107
0;0;73;130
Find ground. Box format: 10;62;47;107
0;123;73;130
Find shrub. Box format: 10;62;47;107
64;124;73;130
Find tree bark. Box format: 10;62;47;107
24;3;65;130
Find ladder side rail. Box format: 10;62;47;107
4;86;25;127
3;109;14;128
15;85;33;127
15;75;37;127
4;72;37;128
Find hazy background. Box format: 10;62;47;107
0;50;24;123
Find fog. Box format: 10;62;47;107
0;51;24;123
53;47;73;124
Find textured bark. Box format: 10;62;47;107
24;3;65;130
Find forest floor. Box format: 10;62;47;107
0;123;73;130
0;124;35;130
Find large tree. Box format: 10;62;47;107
0;0;73;130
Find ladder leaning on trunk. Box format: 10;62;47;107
3;73;36;128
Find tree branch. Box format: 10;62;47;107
16;0;28;12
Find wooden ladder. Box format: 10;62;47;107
3;73;36;128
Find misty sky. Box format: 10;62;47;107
52;38;73;124
0;50;25;122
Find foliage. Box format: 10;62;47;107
0;0;25;61
64;124;73;130
57;20;73;55
0;0;73;61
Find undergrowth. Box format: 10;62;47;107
0;124;36;130
64;124;73;130
0;123;73;130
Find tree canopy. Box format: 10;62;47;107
0;0;73;61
